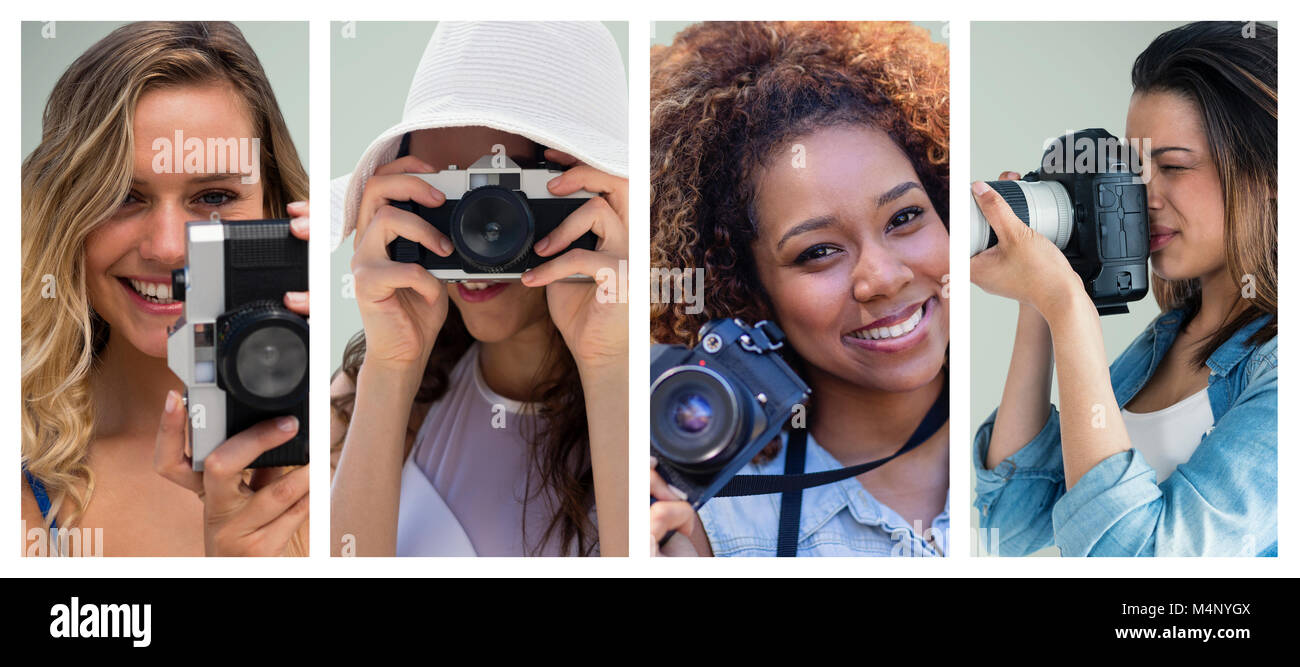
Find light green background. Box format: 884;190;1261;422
969;22;1197;556
22;21;308;164
330;21;629;367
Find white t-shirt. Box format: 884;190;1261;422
397;343;575;556
1120;387;1214;482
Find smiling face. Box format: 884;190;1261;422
85;82;264;358
750;124;949;394
406;127;551;344
1127;90;1227;283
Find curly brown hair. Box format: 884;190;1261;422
650;21;949;346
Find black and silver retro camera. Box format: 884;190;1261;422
650;319;811;509
167;218;309;470
386;149;598;281
970;128;1150;315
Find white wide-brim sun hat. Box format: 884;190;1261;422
332;21;629;251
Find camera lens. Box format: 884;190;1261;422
650;366;749;472
451;186;534;272
235;325;306;399
672;393;713;434
970;179;1073;256
218;301;309;410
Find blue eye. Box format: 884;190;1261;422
196;190;236;206
794;244;841;264
887;206;924;230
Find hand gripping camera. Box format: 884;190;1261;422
650;319;811;509
167;218;309;470
386;152;598;281
970;128;1150;315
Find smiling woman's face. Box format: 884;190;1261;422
406;127;551;344
1126;90;1227;283
85;82;264;358
750;124;949;394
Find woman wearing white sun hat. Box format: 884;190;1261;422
330;21;629;557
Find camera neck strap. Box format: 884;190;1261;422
714;378;948;557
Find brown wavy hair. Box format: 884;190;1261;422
650;21;949;347
332;304;595;556
1132;21;1277;362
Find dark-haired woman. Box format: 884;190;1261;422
972;21;1277;556
330;22;629;557
649;22;951;557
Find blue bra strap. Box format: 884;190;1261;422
23;469;56;530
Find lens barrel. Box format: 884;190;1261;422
450;185;534;272
650;365;751;472
970;179;1074;256
217;300;309;410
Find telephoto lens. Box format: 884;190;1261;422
969;179;1073;257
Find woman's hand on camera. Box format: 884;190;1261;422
153;390;309;556
969;173;1085;321
521;149;629;373
284;200;311;317
350;158;454;382
650;458;701;557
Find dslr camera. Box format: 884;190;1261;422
167;218;309;470
387;152;598;281
650;319;811;509
970;128;1150;315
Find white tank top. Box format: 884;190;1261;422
396;343;573;556
1120;387;1214;482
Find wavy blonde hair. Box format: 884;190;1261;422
22;21;308;529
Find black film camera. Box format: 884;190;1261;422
650;319;811;509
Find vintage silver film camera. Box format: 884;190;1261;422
386;150;599;281
167;218;309;470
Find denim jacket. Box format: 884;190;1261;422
973;308;1277;557
699;431;949;557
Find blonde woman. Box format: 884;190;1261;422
21;21;310;556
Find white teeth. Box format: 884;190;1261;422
849;302;926;341
128;278;175;304
461;281;498;291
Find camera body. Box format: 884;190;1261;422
167;219;309;471
386;154;598;281
971;128;1149;315
650;319;811;509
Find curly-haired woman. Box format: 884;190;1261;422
648;21;950;557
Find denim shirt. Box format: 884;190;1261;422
973;308;1277;557
699;431;949;557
